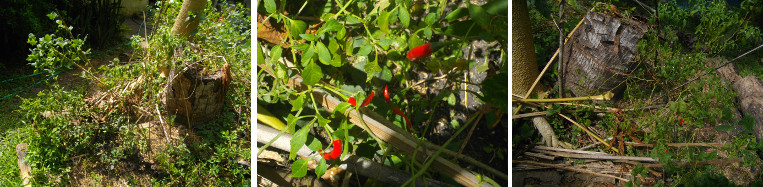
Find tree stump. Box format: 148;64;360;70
562;12;648;98
162;63;226;126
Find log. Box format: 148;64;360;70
562;12;648;98
162;63;226;126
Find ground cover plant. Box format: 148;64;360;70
514;0;763;186
256;0;508;186
0;0;251;185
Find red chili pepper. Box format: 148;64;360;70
319;139;342;160
393;106;413;132
384;85;391;104
348;97;357;106
361;92;374;107
407;44;433;61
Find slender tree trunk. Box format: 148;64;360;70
171;0;207;39
512;0;540;97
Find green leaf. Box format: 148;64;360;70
300;34;319;41
264;0;277;14
290;125;311;160
315;159;327;178
356;44;373;56
480;73;508;111
320;20;343;35
330;56;343;67
408;35;424;50
364;58;381;82
425;13;438;26
290;158;308;177
468;3;489;30
337;26;347;39
447;92;456;106
270;45;282;63
302;61;323;85
306;136;323;151
445;8;468;22
398;6;410;28
328;39;340;53
379;11;391;34
317;114;331;126
332;102;352;118
289;20;308;39
378;39;394;48
287;114;297;134
715;125;734;131
301;44;315;65
46;12;57;20
257;42;266;65
291;93;305;112
291;43;309;51
483;0;508;15
315;42;332;65
445;20;480;38
345;39;354;56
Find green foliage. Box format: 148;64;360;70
9;0;251;185
658;0;762;54
26;12;90;76
258;0;508;184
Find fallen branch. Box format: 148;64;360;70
524;152;555;160
514;160;630;182
534;146;611;156
533;149;657;162
515;92;614;103
578;137;614;150
558;113;619;153
625;142;724;148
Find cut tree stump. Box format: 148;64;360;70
562;12;648;98
162;63;227;126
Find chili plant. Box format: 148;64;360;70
258;0;507;185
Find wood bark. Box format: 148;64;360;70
562;12;647;98
162;64;225;126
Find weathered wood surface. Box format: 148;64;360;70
562;12;648;98
162;64;225;126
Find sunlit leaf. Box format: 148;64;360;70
290;158;308;177
302;61;323;85
315;42;332;65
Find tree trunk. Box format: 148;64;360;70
512;0;541;97
162;63;226;126
513;0;568;148
562;12;648;98
171;0;207;38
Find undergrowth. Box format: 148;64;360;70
520;0;763;186
1;0;250;185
